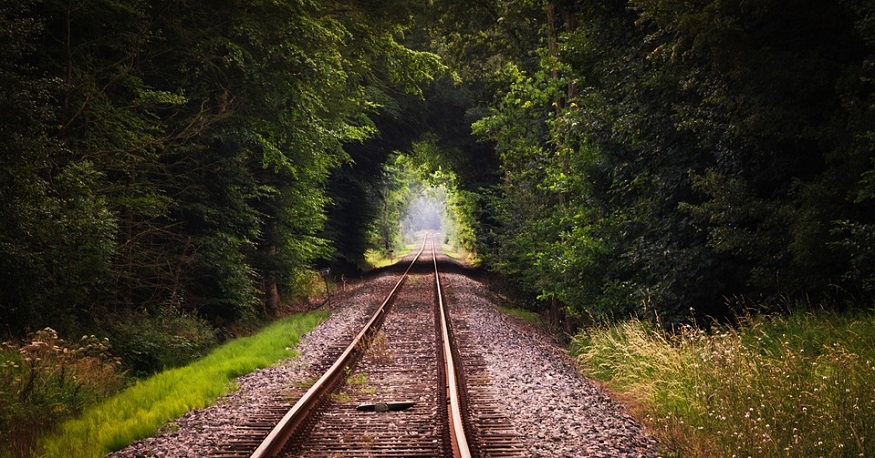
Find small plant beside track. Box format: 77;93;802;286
498;306;545;328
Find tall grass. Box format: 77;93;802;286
0;329;124;457
572;310;875;457
38;310;328;458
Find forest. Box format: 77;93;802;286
1;0;873;454
0;0;875;364
465;0;875;327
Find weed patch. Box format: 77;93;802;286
102;308;218;377
0;329;124;458
573;310;875;457
498;306;544;328
361;331;392;365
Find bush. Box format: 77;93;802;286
103;308;219;377
0;328;124;458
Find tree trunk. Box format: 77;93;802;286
261;245;280;316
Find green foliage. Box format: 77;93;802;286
681;170;790;289
446;187;480;256
101;309;219;377
0;0;445;336
38;311;327;458
573;309;875;457
0;329;124;458
366;142;479;260
466;0;875;324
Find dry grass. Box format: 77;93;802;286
573;309;875;457
0;329;124;458
364;331;393;365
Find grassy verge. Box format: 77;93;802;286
442;244;461;259
572;309;875;457
363;245;416;269
497;306;545;328
38;310;328;458
441;244;479;266
364;249;396;269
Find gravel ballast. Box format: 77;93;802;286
443;272;660;458
109;268;660;457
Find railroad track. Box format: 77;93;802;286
213;234;525;457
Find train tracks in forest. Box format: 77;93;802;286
213;234;525;458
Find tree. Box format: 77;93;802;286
469;0;875;325
0;0;446;353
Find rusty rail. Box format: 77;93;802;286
249;238;428;458
432;238;472;458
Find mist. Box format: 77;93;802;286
400;187;447;242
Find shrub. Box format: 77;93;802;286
0;328;124;458
103;308;219;376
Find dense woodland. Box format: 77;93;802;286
0;0;448;374
461;0;875;327
2;0;874;368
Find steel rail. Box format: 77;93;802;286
249;237;429;458
432;237;473;458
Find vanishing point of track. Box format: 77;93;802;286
227;234;526;457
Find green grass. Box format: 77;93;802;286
363;246;415;269
364;249;396;269
38;310;328;458
442;243;461;259
440;242;480;265
497;306;544;327
572;309;875;457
